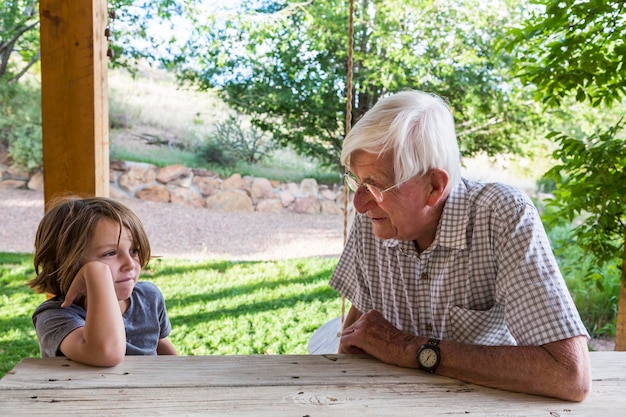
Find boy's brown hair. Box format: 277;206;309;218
28;196;151;296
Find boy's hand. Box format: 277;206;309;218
61;261;113;308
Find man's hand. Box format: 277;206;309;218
339;309;422;368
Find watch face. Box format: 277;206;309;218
419;347;438;367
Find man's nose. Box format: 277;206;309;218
352;186;377;213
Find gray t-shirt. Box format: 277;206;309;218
32;281;172;358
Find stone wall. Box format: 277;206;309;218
0;160;347;215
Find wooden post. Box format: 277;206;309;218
39;0;109;210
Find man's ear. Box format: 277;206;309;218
426;169;449;206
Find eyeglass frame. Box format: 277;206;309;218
343;171;412;203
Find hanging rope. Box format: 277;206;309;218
341;0;355;325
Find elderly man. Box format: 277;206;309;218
330;90;590;401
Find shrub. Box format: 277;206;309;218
544;217;620;338
205;115;276;165
0;82;42;169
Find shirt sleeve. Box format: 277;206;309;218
494;198;589;345
32;300;86;358
329;213;374;313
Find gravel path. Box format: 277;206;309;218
0;188;346;261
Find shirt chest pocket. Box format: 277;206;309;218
448;304;516;346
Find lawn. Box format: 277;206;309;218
0;252;344;378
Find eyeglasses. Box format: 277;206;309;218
343;171;412;203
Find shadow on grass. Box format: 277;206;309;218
169;285;340;328
164;264;336;306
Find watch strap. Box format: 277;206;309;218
426;338;439;347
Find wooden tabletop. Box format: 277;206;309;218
1;352;624;416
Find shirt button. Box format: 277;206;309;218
421;273;429;280
426;324;433;332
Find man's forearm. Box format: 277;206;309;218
430;336;590;401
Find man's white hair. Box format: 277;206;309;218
341;90;461;194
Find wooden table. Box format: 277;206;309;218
1;352;624;416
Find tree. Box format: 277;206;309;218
0;0;200;168
0;0;199;83
506;0;626;348
0;0;39;83
172;0;543;169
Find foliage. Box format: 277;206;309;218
545;222;620;338
0;253;343;379
0;81;42;169
171;0;544;168
106;0;201;73
0;0;39;83
507;2;626;259
542;121;626;268
0;0;199;83
197;140;238;168
507;0;626;334
204;114;277;165
506;0;626;108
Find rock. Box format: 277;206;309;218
320;188;337;200
286;182;300;196
193;176;221;197
278;189;296;207
256;198;283;213
0;179;27;189
291;195;321;214
27;170;44;191
321;199;343;215
118;163;158;193
136;184;170;203
250;177;274;203
7;165;30;180
110;160;128;171
157;164;193;187
0;158;345;216
300;178;319;195
169;186;205;208
221;173;248;191
205;190;254;212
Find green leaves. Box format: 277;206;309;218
507;0;626;107
169;0;544;168
542;119;626;267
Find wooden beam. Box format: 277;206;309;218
39;0;109;210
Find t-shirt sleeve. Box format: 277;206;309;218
32;301;86;358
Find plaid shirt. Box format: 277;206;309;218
330;178;588;346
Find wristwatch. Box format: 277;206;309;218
417;338;440;373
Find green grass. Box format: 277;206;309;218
110;142;208;169
0;253;343;378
